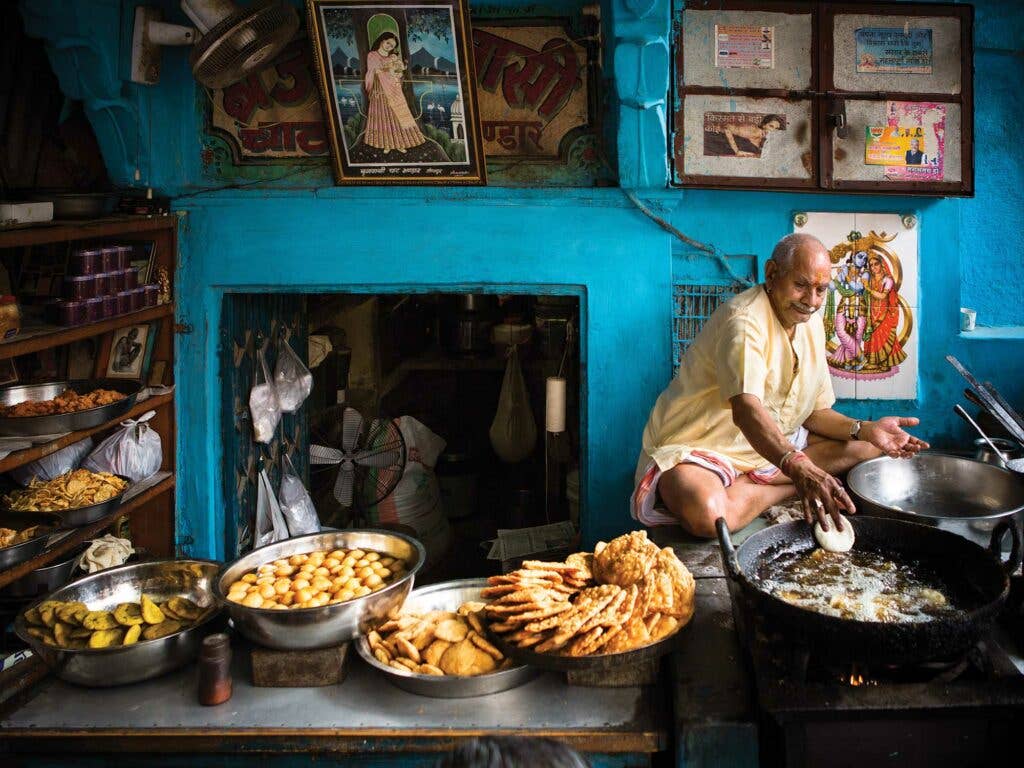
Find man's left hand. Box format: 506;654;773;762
860;417;930;458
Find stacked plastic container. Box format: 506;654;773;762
53;245;161;326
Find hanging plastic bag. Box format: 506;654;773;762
11;438;93;486
250;344;281;444
489;344;537;463
274;338;313;412
278;453;320;537
82;411;162;482
255;467;289;548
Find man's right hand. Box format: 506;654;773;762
788;459;856;531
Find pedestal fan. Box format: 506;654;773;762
310;407;406;525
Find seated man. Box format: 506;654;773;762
632;233;927;537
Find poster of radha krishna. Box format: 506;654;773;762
307;0;486;184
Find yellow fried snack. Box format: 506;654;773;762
142;620;182;641
83;610;119;630
164;596;201;621
122;624;142;645
140;595;165;624
88;628;125;648
113;602;145;626
3;469;128;512
56;602;88;625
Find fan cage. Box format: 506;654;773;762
191;1;299;89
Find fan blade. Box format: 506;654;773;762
334;466;356;507
310;444;343;465
354;448;403;469
341;408;365;453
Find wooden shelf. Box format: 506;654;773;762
0;304;174;361
0;215;175;249
0;473;175;590
0;391;174;474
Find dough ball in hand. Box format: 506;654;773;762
814;516;855;553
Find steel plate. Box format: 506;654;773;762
0;380;140;436
0;510;63;570
0;475;130;528
355;578;539;697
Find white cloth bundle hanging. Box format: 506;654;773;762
489;344;537;463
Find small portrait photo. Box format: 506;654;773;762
106;324;151;380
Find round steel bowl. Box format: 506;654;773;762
216;529;425;651
355;578;538;698
0;543;88;599
0;380;140;437
847;454;1024;523
0;474;130;528
14;559;222;687
0;511;63;570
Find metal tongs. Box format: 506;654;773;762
947;355;1024;447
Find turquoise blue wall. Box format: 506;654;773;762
19;0;1024;558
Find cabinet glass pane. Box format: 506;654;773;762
682;9;813;91
832;14;962;95
679;95;813;180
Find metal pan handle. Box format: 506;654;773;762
715;517;742;581
990;519;1023;576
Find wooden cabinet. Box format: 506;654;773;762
0;215;178;589
672;1;973;196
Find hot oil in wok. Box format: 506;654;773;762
758;548;961;623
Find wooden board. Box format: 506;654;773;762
251;643;351;687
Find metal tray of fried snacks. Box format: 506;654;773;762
355;578;538;698
0;510;63;570
0;379;140;436
1;473;131;527
484;613;688;673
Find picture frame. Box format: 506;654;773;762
104;323;156;381
131;241;158;285
307;0;487;185
0;358;18;386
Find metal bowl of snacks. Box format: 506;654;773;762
356;578;538;698
0;510;63;570
216;529;425;651
0;543;88;599
0;380;140;436
2;471;130;528
14;559;222;687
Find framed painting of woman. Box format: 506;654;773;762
307;0;486;185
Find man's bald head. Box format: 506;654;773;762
770;233;829;275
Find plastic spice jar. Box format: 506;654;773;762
116;291;132;315
115;245;133;270
56;300;89;327
64;274;98;301
142;284;159;307
94;272;117;296
101;295;118;319
83;297;103;323
197;633;232;706
124;266;140;291
69;248;103;275
100;245;119;272
128;287;145;312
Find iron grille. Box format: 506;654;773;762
672;283;739;375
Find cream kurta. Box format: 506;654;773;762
639;284;835;475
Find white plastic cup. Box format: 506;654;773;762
960;307;977;332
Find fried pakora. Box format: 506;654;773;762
0;387;125;418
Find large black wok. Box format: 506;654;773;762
716;515;1021;664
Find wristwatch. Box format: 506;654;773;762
850;420;863;440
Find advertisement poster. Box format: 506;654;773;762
865;101;945;181
703;111;786;158
714;25;774;69
472;24;589;159
855;28;932;74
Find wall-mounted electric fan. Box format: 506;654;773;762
132;0;300;88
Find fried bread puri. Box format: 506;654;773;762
483;532;696;657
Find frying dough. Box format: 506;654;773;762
814;516;855;553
